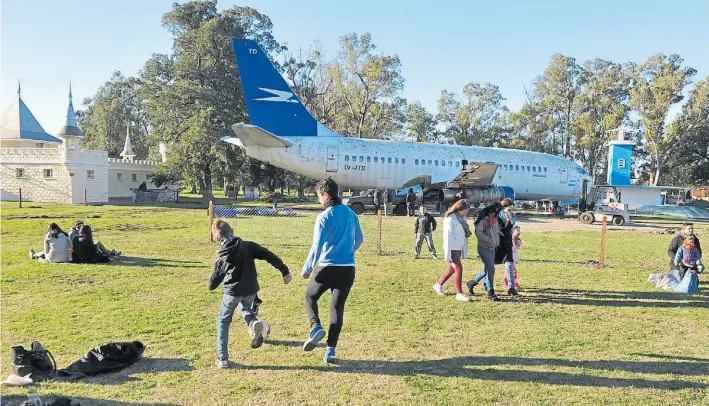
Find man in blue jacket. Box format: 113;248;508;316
301;178;364;363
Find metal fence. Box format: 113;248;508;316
206;203;647;269
132;189;179;203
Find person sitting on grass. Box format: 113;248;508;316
69;220;120;260
208;219;292;369
29;223;72;263
70;225;112;264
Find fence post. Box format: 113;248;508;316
377;209;383;256
19;188;22;208
208;200;214;242
599;216;607;269
84;189;87;206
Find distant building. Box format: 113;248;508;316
1;83;167;204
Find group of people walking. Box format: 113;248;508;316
29;220;121;264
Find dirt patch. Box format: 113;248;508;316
3;214;102;220
51;274;98;287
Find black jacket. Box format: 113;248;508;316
668;232;702;270
208;236;289;297
58;341;145;380
414;213;437;234
406;191;416;204
71;234;110;264
495;214;514;264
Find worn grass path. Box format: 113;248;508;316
1;203;708;405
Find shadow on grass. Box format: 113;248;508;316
1;395;179;406
110;256;204;268
519;287;709;308
241;355;708;390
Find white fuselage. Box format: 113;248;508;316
237;135;590;202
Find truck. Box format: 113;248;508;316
578;180;630;226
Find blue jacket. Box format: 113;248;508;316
302;204;364;277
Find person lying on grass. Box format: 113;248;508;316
208;219;292;369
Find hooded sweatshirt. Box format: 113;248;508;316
668;232;702;270
475;215;501;250
208;236;289;297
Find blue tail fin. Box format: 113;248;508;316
233;39;318;137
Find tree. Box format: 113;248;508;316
141;1;282;197
629;54;697;186
78;72;150;159
534;54;583;158
329;33;406;139
571;59;632;183
405;101;438;143
437;82;511;147
509;89;555;153
667;77;709;185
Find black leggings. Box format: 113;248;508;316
304;266;355;348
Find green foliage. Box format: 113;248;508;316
78;72;150;159
437;82;511;147
629;54;697;186
405;101;438;143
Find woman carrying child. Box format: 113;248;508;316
432;199;472;302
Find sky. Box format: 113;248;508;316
2;0;708;133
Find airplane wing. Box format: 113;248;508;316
222;123;293;148
446;163;499;188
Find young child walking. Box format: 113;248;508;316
433;199;472;302
503;225;523;291
208;220;292;368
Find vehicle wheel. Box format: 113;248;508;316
612;215;625;226
350;203;364;215
395;203;407;216
579;212;595;224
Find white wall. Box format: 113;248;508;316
107;158;158;198
616;187;662;210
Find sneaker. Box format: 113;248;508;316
303;325;326;351
431;254;438;259
507;287;519;296
249;320;265;349
455;293;471;302
215;358;228;368
414;255;419;260
432;283;444;296
29;250;35;260
487;289;501;302
465;280;477;295
324;346;336;363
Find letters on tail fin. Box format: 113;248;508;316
232;38;318;137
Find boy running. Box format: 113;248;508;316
208;220;291;368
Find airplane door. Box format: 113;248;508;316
326;146;338;172
559;167;568;183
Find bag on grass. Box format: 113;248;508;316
11;341;57;381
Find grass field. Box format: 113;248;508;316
1;202;708;405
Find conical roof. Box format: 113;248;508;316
120;125;135;157
57;82;84;137
1;83;62;143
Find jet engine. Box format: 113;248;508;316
439;186;515;206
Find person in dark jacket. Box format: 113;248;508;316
71;225;111;264
406;188;417;216
414;206;438;259
373;189;381;213
495;198;518;296
209;219;291;368
383;188;392;216
668;223;702;278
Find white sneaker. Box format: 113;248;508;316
215;358;228;368
432;283;444;296
456;293;471;302
249;320;265;349
29;250;35;260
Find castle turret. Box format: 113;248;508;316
120;124;136;162
57;82;84;151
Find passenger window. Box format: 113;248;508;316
533;167;536;172
415;159;419;165
345;156;349;162
515;165;520;170
428;160;432;165
360;156;364;163
402;158;406;164
455;161;459;167
421;158;426;165
374;157;378;163
527;166;531;171
388;157;392;163
381;157;385;163
448;161;452;167
441;161;445;167
435;160;439;166
367;156;371;162
395;158;399;164
544;167;547;172
503;164;507;170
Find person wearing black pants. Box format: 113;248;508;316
304;265;356;351
301;178;364;363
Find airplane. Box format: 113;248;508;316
222;38;592;210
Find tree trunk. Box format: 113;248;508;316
189;181;197;194
298;187;305;198
223;177;229;196
202;164;213;197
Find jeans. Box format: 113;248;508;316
414;233;436;256
305;266;355;348
217;293;257;360
504;261;515;289
472;246;496;291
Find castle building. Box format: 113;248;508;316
1;83;164;204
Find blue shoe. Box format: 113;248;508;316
324;346;336;363
303;325;325;351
